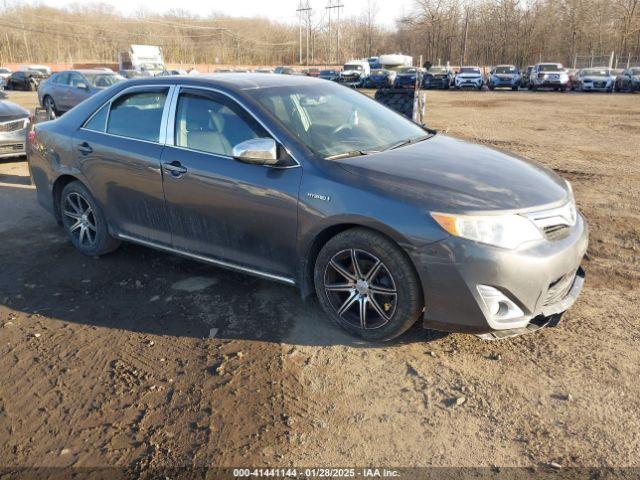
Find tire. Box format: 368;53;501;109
314;228;424;342
60;181;120;257
42;95;58;115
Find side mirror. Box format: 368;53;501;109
76;82;88;90
232;138;278;166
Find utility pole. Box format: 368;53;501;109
297;0;312;65
460;9;469;69
326;0;343;65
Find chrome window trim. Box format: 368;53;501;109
117;233;296;285
167;85;301;169
80;84;175;144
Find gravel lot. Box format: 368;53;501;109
0;89;638;472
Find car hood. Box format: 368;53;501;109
0;100;30;122
341;70;362;76
337;134;569;213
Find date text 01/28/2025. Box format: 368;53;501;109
232;468;401;477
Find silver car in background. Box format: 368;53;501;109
0;91;30;159
38;69;124;115
573;67;615;92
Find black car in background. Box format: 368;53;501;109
521;66;534;89
394;67;423;89
364;69;395;88
614;67;640;92
422;66;453;89
318;69;339;81
5;70;46;91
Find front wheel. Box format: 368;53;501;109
42;95;58;115
60;181;120;257
314;228;424;342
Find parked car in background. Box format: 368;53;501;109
614;67;640;92
422;66;454;89
454;66;484;90
487;65;521;90
529;63;569;91
566;69;579;90
338;60;371;88
255;68;274;74
0;67;11;88
38;69;124;115
0;90;30;159
364;69;396;88
27;74;588;341
274;67;296;75
521;65;534;89
318;69;339;81
161;69;188;76
5;70;45;91
393;66;424;89
119;69;148;79
367;56;381;69
304;68;320;77
20;64;52;78
572;67;615;92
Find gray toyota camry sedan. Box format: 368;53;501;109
27;74;588;341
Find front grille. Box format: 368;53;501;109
525;201;577;241
0;119;26;133
594;81;605;88
0;143;25;153
543;272;576;306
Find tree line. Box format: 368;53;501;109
0;0;638;68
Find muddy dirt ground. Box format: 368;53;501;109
0;89;638;472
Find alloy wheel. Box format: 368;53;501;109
323;249;397;330
63;192;97;248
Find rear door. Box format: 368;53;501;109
75;85;173;244
50;72;70;109
160;87;302;279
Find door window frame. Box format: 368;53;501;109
80;84;175;145
164;85;301;169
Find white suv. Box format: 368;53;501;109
454;66;484;90
529;63;569;91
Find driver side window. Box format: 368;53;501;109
175;92;268;157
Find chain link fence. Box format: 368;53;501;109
572;52;640;69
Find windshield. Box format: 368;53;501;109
459;67;480;74
539;64;562;72
83;73;124;87
253;83;429;159
0;68;9;74
494;66;516;74
371;69;387;75
581;69;609;77
141;63;163;71
428;67;447;73
398;67;417;74
344;64;363;71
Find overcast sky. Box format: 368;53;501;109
27;0;415;27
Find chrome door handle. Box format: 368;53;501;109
162;161;188;176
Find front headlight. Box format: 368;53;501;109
431;212;543;250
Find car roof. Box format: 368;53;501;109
118;73;330;91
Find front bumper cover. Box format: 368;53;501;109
0;122;29;159
411;213;588;336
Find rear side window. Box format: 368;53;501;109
84;104;109;132
174;92;267;156
107;89;168;142
53;73;70;85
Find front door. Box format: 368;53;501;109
160;88;302;279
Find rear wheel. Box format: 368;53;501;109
314;228;424;342
42;95;58;115
60;181;120;257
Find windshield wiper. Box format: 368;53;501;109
384;133;434;151
325;149;380;160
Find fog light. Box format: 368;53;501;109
477;285;524;321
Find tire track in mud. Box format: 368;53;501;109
0;218;291;468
